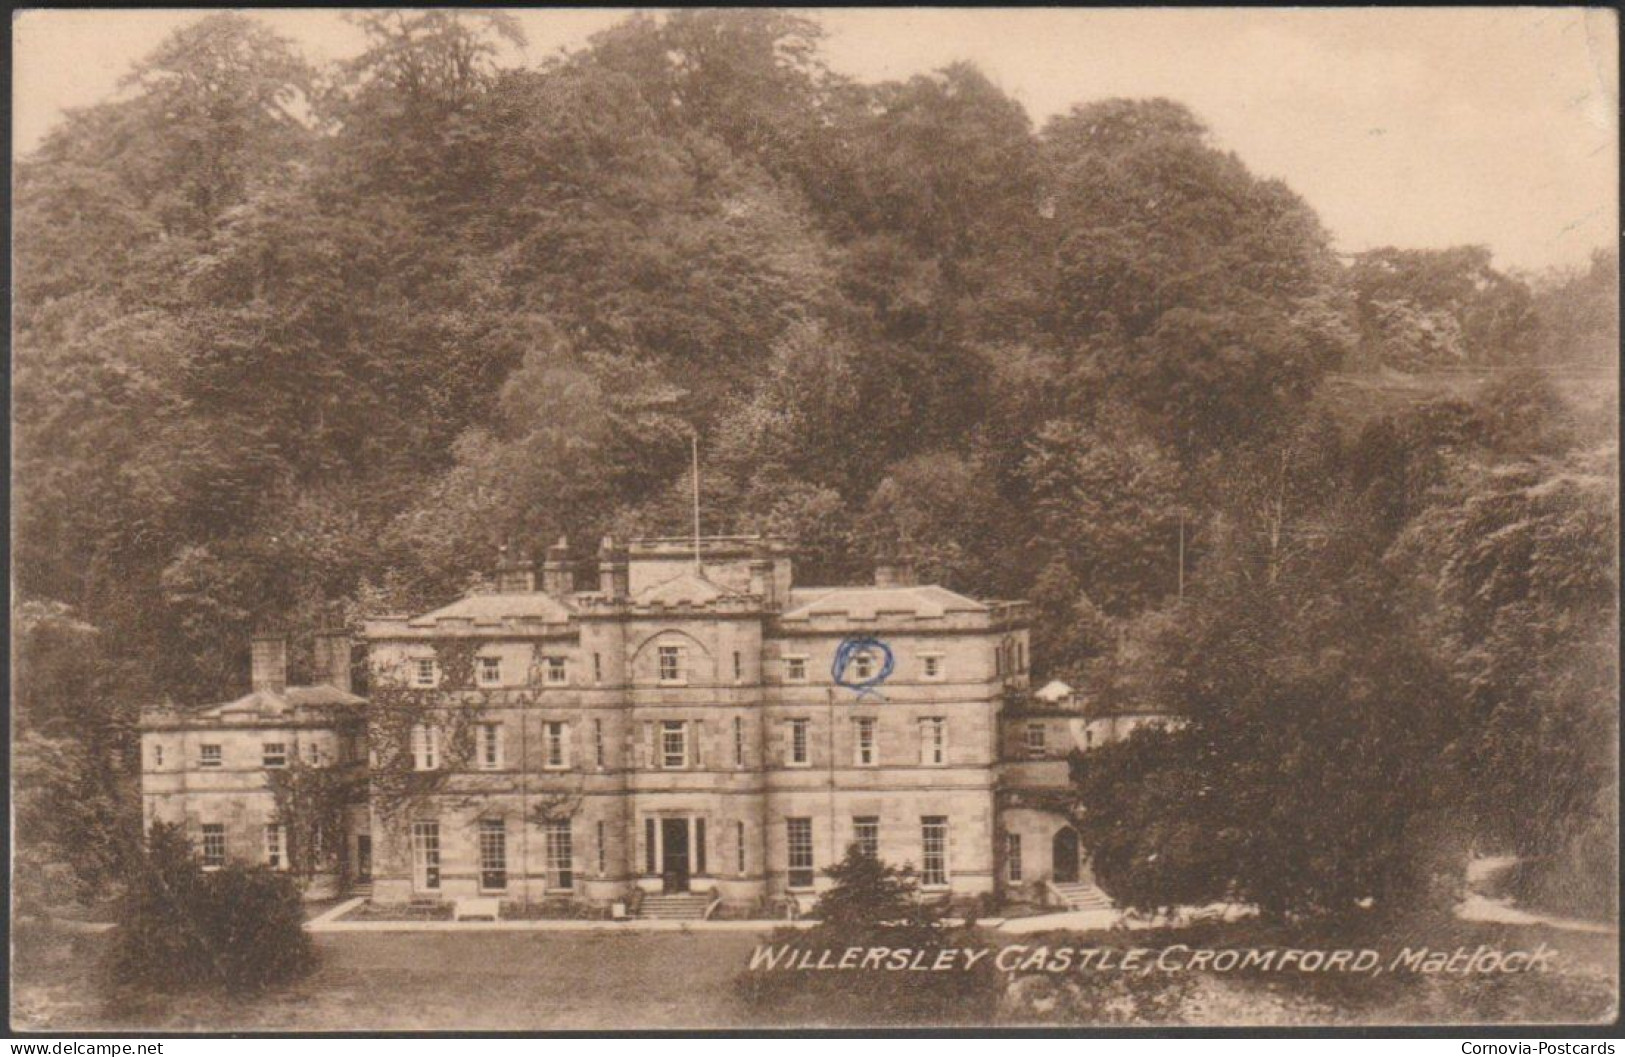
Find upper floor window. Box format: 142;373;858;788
477;656;502;687
788;719;811;767
733;650;743;682
852;651;875;681
411;723;440;771
544;721;570;769
1025;722;1047;755
855;717;877;767
1016;641;1026;673
921;654;944;681
593;719;605;769
305;741;322;766
919;718;947;766
785;656;808;683
152;744;164;768
544;657;568;685
657;645;685;684
201;823;226;869
476;723;504;770
412;658;438;688
733;716;746;767
661;721;688;770
592;653;603;684
199;744;222;769
262;743;288;769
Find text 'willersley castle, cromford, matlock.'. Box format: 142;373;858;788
140;536;1173;918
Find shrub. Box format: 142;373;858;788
737;845;998;1026
105;823;313;999
812;844;941;930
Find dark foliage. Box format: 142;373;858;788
739;845;992;1025
105;824;314;1000
12;10;1615;926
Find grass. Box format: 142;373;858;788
11;913;1617;1031
12;926;771;1031
997;915;1618;1027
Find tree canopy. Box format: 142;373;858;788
13;10;1615;918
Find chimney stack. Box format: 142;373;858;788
598;536;628;598
494;542;535;593
251;632;287;694
542;536;574;595
749;558;777;607
312;628;352;695
874;545;917;588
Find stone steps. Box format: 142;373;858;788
638;894;711;920
1050;882;1114;911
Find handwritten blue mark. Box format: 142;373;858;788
831;636;894;700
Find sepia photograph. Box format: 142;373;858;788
8;6;1620;1034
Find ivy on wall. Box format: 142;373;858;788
364;639;585;880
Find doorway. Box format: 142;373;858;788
356;835;372;882
660;818;690;893
1052;826;1080;884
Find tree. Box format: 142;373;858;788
1346;245;1539;370
1390;445;1617;915
12;603;145;910
1531;247;1618;368
1023;418;1188;616
1075;499;1469;918
116;12;315;236
861;452;1014;595
737;844;993;1026
1043;99;1348;455
106;823;314;999
813;844;940;931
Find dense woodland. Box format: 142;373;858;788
13;12;1618;917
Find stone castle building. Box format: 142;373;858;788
141;536;1153;914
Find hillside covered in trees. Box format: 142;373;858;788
13;11;1617;917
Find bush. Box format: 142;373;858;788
812;844;941;930
736;922;1001;1027
736;844;999;1025
105;823;313;999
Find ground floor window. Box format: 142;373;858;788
1005;832;1022;883
853;816;879;859
596;820;606;875
265;823;285;869
545;820;573;890
201;823;226;869
921;816;948;887
787;817;814;889
736;820;747;876
412;820;441;891
478;818;507;891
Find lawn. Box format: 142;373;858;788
13;928;774;1032
12;915;1617;1031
